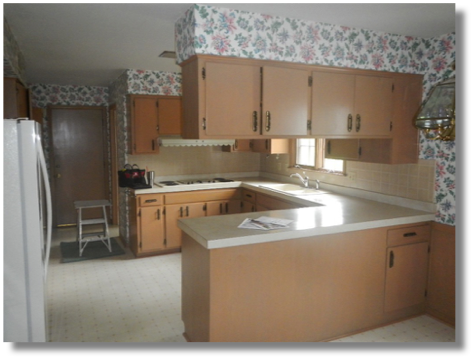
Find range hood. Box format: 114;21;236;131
158;137;234;147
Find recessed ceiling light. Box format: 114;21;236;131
159;51;176;59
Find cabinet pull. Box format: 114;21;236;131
347;114;353;132
403;232;417;237
245;193;252;198
389;250;394;268
180;207;183;217
145;199;157;203
157;209;161;220
265;139;269;150
220;203;223;214
202;118;206;130
265;111;271;131
225;203;229;214
252;111;258;132
356;114;361;132
151;139;155;150
185;206;189;217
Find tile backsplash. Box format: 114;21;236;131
260;154;435;203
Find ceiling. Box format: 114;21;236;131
3;3;456;87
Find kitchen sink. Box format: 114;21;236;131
259;184;329;196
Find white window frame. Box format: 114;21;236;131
291;139;345;175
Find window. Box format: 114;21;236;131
294;139;344;173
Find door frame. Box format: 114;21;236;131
48;105;110;226
109;104;119;225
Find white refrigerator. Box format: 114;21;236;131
3;119;52;342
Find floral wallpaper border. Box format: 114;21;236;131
175;4;457;226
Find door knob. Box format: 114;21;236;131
56;173;61;179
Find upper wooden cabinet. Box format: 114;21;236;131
181;56;310;139
4;77;30;119
324;73;422;164
128;95;182;154
311;71;394;137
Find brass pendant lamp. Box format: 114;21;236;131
414;63;455;141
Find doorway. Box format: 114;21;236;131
49;106;109;226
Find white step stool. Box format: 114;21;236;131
74;200;111;256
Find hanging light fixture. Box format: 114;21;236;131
414;76;455;141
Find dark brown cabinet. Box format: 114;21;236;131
4;77;30;119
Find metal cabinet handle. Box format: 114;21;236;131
265;111;271;132
180;207;183;217
347;114;353;132
404;232;417;237
252;111;258;132
225;203;229;214
356;114;361;132
185;206;189;217
145;199;157;203
220;203;223;214
157;209;161;220
151;139;155;150
389;250;394;268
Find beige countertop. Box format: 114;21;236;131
153;177;437;249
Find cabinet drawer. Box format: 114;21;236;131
165;188;240;204
138;194;164;207
242;189;256;203
387;223;431;247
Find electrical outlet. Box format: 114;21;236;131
347;171;356;181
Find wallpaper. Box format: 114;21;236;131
175;4;457;226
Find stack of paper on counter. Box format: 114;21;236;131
238;216;294;230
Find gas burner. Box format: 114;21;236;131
213;178;234;183
157;180;182;186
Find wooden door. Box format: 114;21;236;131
311;71;355;136
139;206;165;253
158;97;182;135
354;75;394;136
165;203;206;248
204;62;261;137
262;66;309;136
384;241;429;312
49;107;108;226
130;96;159;154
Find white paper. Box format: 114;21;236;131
238;216;293;230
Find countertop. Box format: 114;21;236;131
143;177;436;249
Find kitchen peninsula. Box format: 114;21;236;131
174;179;435;342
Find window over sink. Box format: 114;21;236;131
293;138;344;174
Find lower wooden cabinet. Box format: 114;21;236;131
384;223;431;313
206;200;241;216
165;203;207;250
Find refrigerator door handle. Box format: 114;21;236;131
36;136;52;281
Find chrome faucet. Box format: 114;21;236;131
290;173;309;188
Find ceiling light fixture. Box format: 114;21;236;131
414;77;455;141
158;51;177;59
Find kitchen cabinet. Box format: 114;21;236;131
130;193;166;256
322;72;422;164
128;95;182;154
164;188;241;248
4;77;30;119
206;200;241;216
165;203;207;250
241;189;256;212
223;139;289;154
384;223;431;313
311;71;394;138
182;222;431;342
181;56;310;139
426;222;455;326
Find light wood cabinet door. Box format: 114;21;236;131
251;139;289;154
165;203;207;249
139;206;165;253
130;96;159;154
158;97;182;135
262;66;309;136
207;200;242;216
384;241;429;313
204;62;261;137
241;200;256;213
354;75;394;136
311;71;393;137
